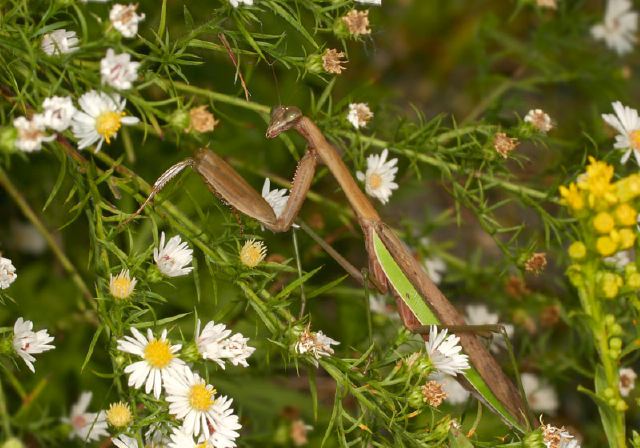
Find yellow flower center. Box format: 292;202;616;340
630;130;640;150
196;443;209;448
106;402;132;427
144;339;173;368
240;240;267;268
368;173;383;190
189;383;214;411
95;111;124;143
110;276;133;299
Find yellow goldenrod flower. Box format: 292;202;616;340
615;173;640;202
627;272;640;289
106;401;132;427
240;239;267;268
559;183;584;211
568;241;587;259
600;272;623;299
593;212;615;234
618;228;636;249
578;157;618;208
596;236;618;256
615;203;637;226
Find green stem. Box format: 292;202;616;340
334;130;551;202
580;262;627;448
0;375;11;437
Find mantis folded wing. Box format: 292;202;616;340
126;106;530;432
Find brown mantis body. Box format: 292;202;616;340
128;106;529;430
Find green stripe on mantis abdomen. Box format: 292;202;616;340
371;230;525;432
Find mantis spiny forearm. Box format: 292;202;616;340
127;105;530;431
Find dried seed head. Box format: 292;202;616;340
342;10;371;36
240;239;267;268
188;105;219;133
493;132;519;158
421;380;447;407
322;49;347;74
525;252;547;275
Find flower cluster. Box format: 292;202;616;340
111;319;253;446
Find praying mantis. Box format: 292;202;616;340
126;105;531;432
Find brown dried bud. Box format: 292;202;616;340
540;304;561;327
322;48;347;74
493;132;519;158
188;105;219;133
421;380;447;407
505;275;531;299
342;10;371;36
525;252;547;275
536;0;557;9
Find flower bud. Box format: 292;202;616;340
168;109;191;132
146;264;164;284
568;241;586;260
305;53;324;74
408;387;424;409
522;429;545;448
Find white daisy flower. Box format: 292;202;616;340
10;221;47;255
110;4;146;38
230;0;253;6
261;178;289;219
591;0;638;55
619;367;637;397
464;304;514;353
13;115;56;153
42;96;76;132
425;325;469;376
41;29;79;55
347;103;373;129
196;320;255;369
368;294;398;320
71;90;139;152
112;434;140;448
423;256;446;285
61;392;109;442
356;149;399;204
521;373;559;415
0;256;17;289
164;366;241;443
601;101;640;165
12;317;55;373
430;373;470;405
154;232;194;277
116;327;185;399
220;332;255;368
109;269;137;299
144;424;171;447
541;424;580;448
293;327;340;367
524;109;554;133
101;49;140;90
355;0;381;4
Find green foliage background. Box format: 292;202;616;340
1;0;639;446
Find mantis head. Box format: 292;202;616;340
265;105;303;138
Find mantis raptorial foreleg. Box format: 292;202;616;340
125;105;530;431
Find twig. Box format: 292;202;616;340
219;32;251;101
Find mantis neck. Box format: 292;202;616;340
296;117;380;222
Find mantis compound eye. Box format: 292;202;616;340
265;105;303;138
